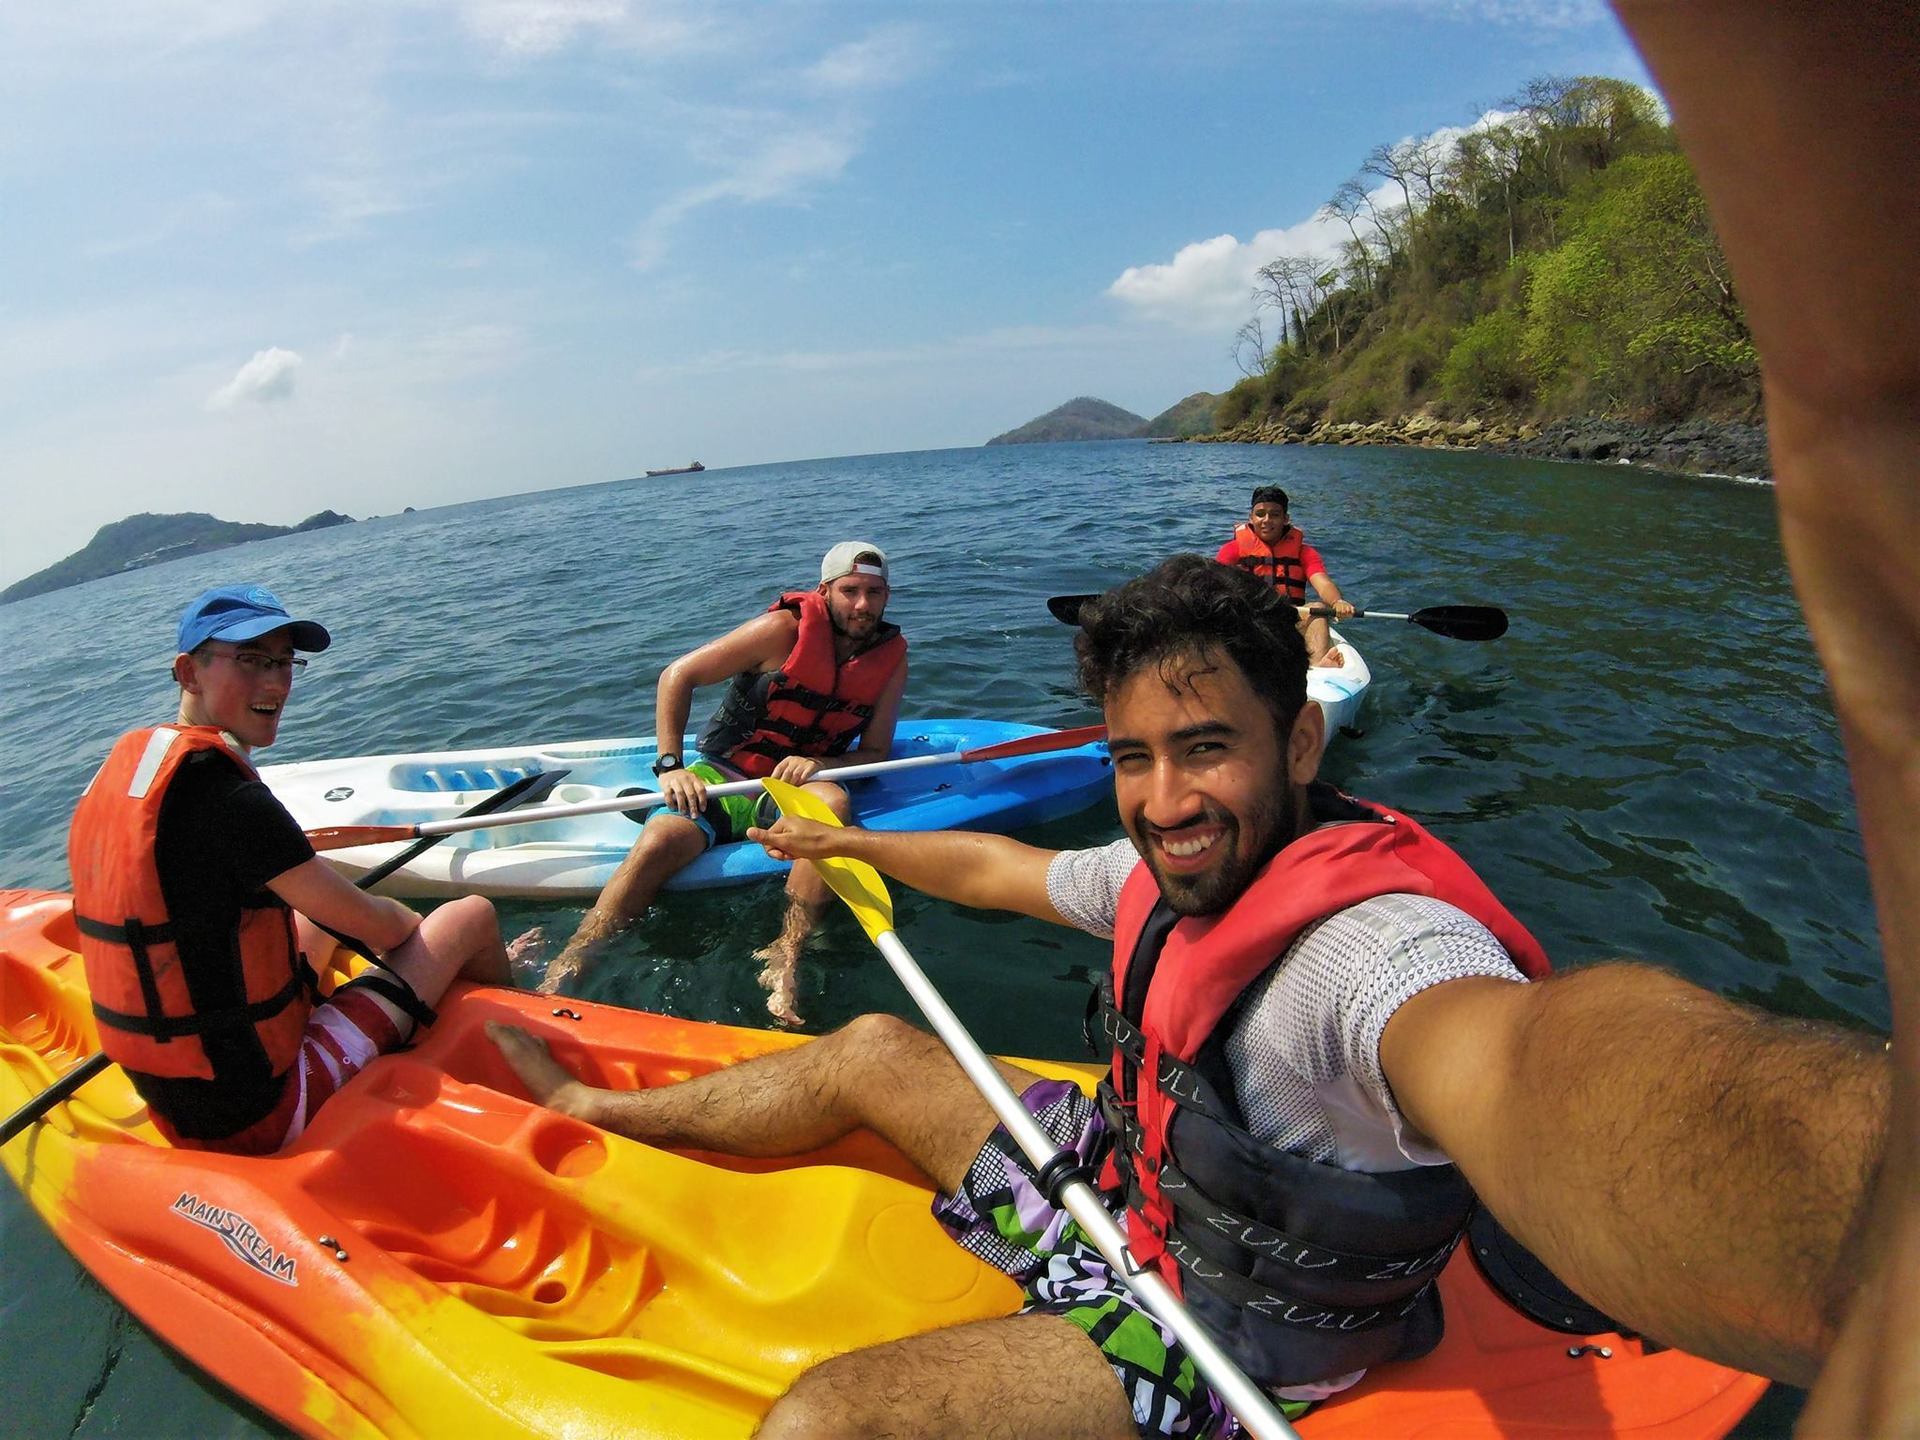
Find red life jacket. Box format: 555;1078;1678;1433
696;589;907;779
68;726;313;1082
1229;521;1311;604
1093;787;1551;1384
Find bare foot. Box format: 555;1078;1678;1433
485;1022;597;1118
1312;646;1345;669
506;926;546;979
756;951;803;1026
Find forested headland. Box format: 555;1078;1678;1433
1201;76;1761;472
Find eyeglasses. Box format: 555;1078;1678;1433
196;645;308;677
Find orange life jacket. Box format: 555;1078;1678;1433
1229;521;1311;603
1092;788;1551;1382
696;589;907;779
68;726;313;1082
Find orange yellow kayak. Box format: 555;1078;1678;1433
1;888;1766;1438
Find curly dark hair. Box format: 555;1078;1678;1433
1074;555;1308;732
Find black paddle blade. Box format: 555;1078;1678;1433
1409;605;1508;641
0;1051;112;1146
1047;594;1095;626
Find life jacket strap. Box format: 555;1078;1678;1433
91;969;306;1042
332;967;438;1034
1160;1231;1430;1332
1097;1086;1461;1287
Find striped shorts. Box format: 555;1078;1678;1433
167;988;403;1156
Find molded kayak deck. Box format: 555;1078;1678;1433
260;717;1113;899
0;890;1765;1438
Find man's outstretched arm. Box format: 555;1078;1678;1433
1612;2;1918;1426
749;817;1069;927
1382;966;1889;1386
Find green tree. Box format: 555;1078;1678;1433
1522;152;1755;414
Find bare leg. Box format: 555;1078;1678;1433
1299;613;1339;667
753;780;850;1024
755;1311;1135;1440
488;1011;1037;1193
540;814;707;993
300;895;507;1036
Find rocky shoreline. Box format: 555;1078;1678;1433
1186;412;1770;482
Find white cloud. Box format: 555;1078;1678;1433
451;0;720;59
1108;107;1527;331
1107;214;1347;331
456;0;630;56
1368;0;1608;25
206;347;304;410
803;24;936;93
631;124;860;269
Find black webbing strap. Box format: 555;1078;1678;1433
91;969;305;1041
333;968;438;1033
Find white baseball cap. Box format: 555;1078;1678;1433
820;541;889;584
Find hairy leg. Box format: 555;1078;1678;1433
488;1011;1038;1192
1298;613;1335;666
754;780;851;1023
541;815;707;992
755;1311;1135;1440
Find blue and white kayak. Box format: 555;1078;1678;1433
261;718;1113;899
1313;628;1371;735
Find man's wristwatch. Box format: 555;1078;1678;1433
651;753;683;777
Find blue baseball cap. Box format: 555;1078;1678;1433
178;584;332;654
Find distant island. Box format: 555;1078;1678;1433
3;510;357;605
986;392;1220;446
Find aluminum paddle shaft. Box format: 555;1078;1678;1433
869;927;1303;1440
306;725;1107;852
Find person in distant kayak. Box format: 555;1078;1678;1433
67;584;508;1155
493;555;1889;1437
529;542;909;1023
1214;485;1354;666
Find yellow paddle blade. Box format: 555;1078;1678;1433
760;777;896;943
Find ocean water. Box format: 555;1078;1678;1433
0;439;1879;1435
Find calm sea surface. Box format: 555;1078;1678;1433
1;440;1879;1435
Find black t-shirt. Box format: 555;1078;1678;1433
126;749;316;1139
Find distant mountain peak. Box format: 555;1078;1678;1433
985;393;1219;446
985;397;1148;446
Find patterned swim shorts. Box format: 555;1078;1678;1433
932;1078;1266;1438
642;758;779;848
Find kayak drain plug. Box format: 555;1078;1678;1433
317;1235;350;1262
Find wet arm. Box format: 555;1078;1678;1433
1382;965;1889;1385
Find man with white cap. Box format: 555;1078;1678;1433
533;543;909;1022
66;584;508;1155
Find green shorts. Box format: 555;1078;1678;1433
643;758;778;848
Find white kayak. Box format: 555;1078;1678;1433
1313;627;1371;734
262;717;1114;899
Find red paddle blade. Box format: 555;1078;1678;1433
961;723;1108;762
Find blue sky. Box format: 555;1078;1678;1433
0;1;1649;585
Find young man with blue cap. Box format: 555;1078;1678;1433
65;584;509;1155
527;542;909;1024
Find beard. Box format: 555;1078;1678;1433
827;602;878;639
1139;788;1298;918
